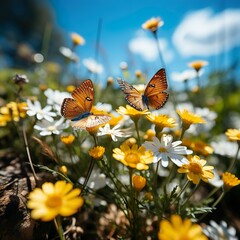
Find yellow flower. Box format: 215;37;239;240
116;105;150;121
222;172;240;190
27;181;84;221
225;129;240;142
132;174;146;191
107;76;114;86
188;60;208;72
147;114;177;132
108;114;124;127
71;32;85;46
135;70;142;79
113;143;153;170
158;214;207;240
123;137;137;147
177;109;205;130
178;155;214;184
89;146;105;160
60;134;75;145
144;129;156;141
66;85;76;93
182;139;214;157
0;114;11;126
0;102;27;124
142;17;164;32
58;165;68;175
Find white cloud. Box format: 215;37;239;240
173;8;240;57
128;31;174;62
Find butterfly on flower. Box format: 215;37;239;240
117;68;169;111
61;79;111;129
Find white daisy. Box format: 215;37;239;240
59;46;78;62
203;220;238;240
82;58;103;74
171;69;196;82
97;123;131;142
34;118;69;136
44;88;71;114
25;99;57;122
142;135;192;167
79;168;110;190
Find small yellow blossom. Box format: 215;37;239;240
58;165;68;175
113;143;153;170
71;33;85;46
225;129;240;142
39;84;48;91
108;114;124;127
182;139;214;156
135;70;142;78
142;17;164;33
132;174;146;191
158;214;207;240
178;155;214;184
27;181;84;221
107;76;114;86
144;192;153;201
188;60;208;72
45;62;61;74
66;85;76;93
0;102;27;125
177;109;205;130
191;86;200;93
222;172;240;190
123;137;137;147
89;146;105;160
144;129;156;141
147;114;177;132
116;105;150;121
60;134;75;145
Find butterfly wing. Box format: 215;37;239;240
117;78;145;111
144;68;169;110
61;98;83;119
71;79;94;113
72;114;111;130
61;79;94;119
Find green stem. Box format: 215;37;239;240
152;31;165;69
172;180;190;205
82;134;98;192
54;216;65;240
227;144;240;173
133;119;141;145
206;186;221;200
212;189;225;208
129;168;138;239
198;188;225;222
181;182;199;207
179;125;188;140
154;162;160;187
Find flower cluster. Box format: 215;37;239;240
0;15;239;240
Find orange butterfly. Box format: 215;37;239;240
61;79;111;129
117;68;169;111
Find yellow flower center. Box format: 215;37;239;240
159;147;167;152
188;162;202;174
125;153;140;163
45;195;62;208
48;125;56;131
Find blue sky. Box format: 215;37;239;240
48;0;240;88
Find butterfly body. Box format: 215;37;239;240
61;79;111;129
71;112;92;121
117;68;169;111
